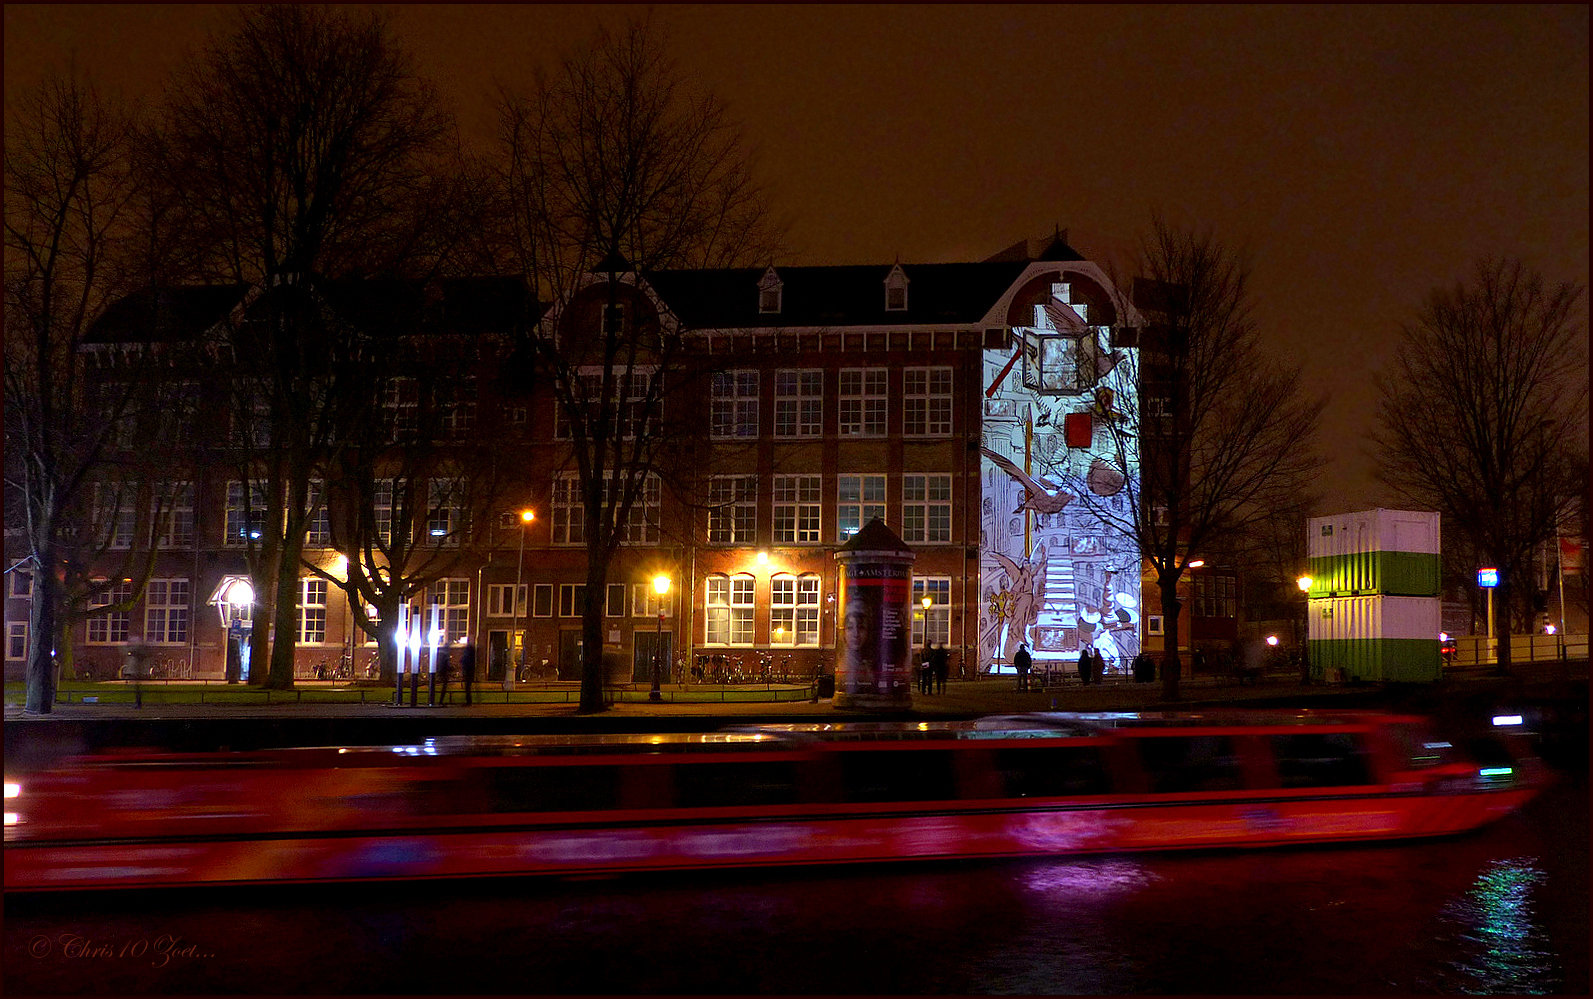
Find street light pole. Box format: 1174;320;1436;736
651;574;670;702
508;509;533;689
1296;575;1313;683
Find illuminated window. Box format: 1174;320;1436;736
144;579;190;645
773;474;822;544
428;579;471;643
912;577;951;645
770;574;820;646
901;474;952;543
838;368;888;437
708;476;757;545
225;480;270;546
711;370;759;439
837;474;886;541
903;367;953;436
632;584;673;619
305;479;331;548
774;369;822;438
298;579;328;644
705;574;755;645
426;479;464;547
1193;574;1236;618
87;580;132;644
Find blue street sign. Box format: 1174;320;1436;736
1477;567;1499;588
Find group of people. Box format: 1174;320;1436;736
918;642;950;694
1011;642;1126;689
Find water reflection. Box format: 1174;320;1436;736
1022;858;1163;900
1433;856;1564;995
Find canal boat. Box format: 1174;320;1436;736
2;711;1547;890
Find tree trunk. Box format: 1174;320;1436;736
1159;574;1183;702
375;592;402;685
266;531;306;689
24;554;58;714
1495;575;1514;676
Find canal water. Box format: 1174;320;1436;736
7;775;1586;994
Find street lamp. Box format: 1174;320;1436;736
507;509;533;689
650;574;670;702
1296;575;1313;683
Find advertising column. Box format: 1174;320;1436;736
833;519;916;710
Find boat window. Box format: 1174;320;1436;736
1269;733;1375;788
673;761;800;808
1135;736;1244;793
838;749;959;802
992;747;1110;797
484;764;622;812
1386;722;1454;769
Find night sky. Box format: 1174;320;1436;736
7;4;1587;512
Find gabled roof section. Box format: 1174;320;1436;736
85;284;250;344
645;260;1032;329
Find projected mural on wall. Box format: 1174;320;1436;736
980;274;1142;675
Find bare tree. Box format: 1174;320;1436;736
495;19;780;713
2;69;162;712
1052;220;1325;700
148;5;462;687
1373;258;1587;675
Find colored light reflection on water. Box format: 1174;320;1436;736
1433;856;1564;994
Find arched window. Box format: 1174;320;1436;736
770;573;820;646
705;573;755;645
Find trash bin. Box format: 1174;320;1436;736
818;674;835;699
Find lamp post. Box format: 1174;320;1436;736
1296;575;1313;683
650;574;670;702
507;509;533;689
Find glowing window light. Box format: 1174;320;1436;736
4;782;19;798
4;812;17;826
1479;767;1514;778
1492;715;1524;727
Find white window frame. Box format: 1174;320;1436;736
774;369;823;438
837;473;887;542
426;478;465;547
912;577;951;646
298;578;329;644
769;573;820;647
94;482;137;550
838;368;888;437
885;267;909;311
143;578;191;645
632;584;674;619
305;479;331;548
9;568;33;599
711;370;759;439
383;376;419;440
86;580;133;645
758;268;783;313
225;479;270;546
428;578;471;644
606;583;627;618
438;376;477;439
901;473;953;544
903;367;953;437
374;478;396;547
558;583;586;617
773;474;822;544
704;573;755;646
708;475;757;545
532;583;554;618
487;584;527;618
6;621;27;661
153;481;195;549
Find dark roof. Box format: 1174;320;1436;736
645;260;1032;329
85;284;250;344
835;517;912;555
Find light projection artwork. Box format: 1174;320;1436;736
980;274;1142;675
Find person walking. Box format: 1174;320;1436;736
1078;646;1092;685
919;640;933;694
459;642;475;707
932;643;949;694
1015;642;1032;691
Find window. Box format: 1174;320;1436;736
606;583;626;617
374;479;396;547
837;474;886;541
10;568;33;599
428;579;471;643
711;371;759;439
487;584;527;618
1269;733;1375;788
94;482;136;550
532;584;554;618
838;368;888;437
840;750;959;803
87;580;133;644
758;268;783;314
617;475;661;545
438;376;476;439
773;475;822;544
708;476;757;545
1135;736;1244;794
993;747;1110;797
144;579;190;645
705;574;754;645
305;479;331;548
558;584;586;617
884;266;909;312
427;478;464;547
901;474;952;543
225;480;269;546
298;579;328;644
912;577;951;646
552;474;660;546
903;367;953;436
8;621;28;661
603;303;625;334
770;574;820;646
774;369;822;438
153;482;195;549
1193;574;1236;618
557;370;657;441
383;377;419;440
632;584;673;619
675;761;799;808
552;475;584;545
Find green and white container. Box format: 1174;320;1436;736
1306;509;1441;682
1306;509;1440;597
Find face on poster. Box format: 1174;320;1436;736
979;272;1142;674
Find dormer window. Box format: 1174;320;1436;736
603;302;625;334
758;267;783;314
884;264;909;312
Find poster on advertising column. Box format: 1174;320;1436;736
834;519;916;709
